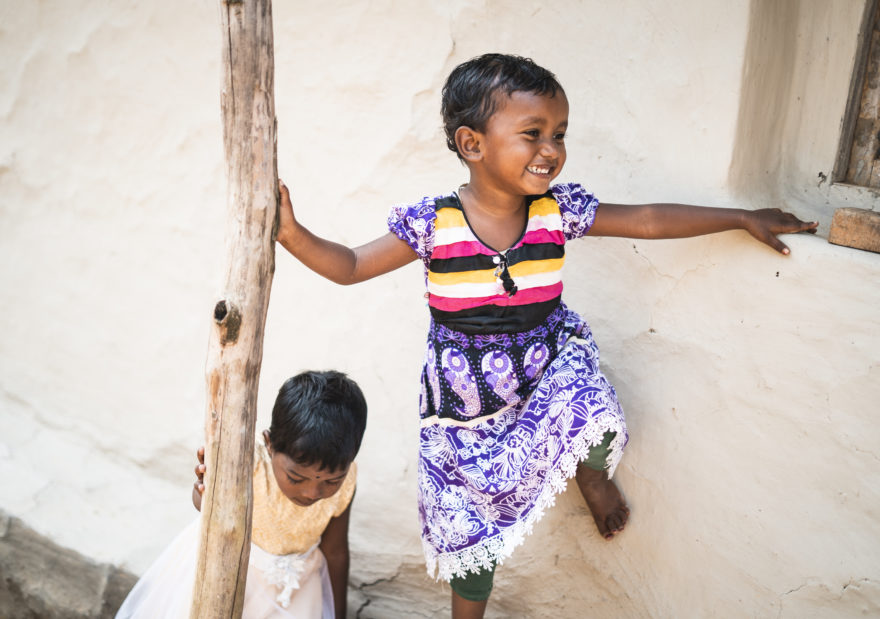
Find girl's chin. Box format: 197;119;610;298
290;497;317;507
522;178;553;194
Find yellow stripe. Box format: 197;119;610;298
509;257;564;277
429;268;496;286
435;197;559;236
427;258;564;286
428;270;563;298
529;196;560;218
435;206;466;229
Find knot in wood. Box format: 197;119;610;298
213;300;242;345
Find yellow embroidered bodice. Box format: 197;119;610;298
251;441;357;555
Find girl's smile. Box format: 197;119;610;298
471;89;569;196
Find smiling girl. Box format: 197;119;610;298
276;53;817;618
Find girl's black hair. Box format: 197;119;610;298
441;53;564;160
267;370;368;472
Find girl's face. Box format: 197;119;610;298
264;432;350;507
472;90;569;197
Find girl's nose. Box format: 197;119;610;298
539;138;559;158
302;483;324;501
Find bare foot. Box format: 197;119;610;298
575;463;630;539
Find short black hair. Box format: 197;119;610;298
441;53;564;160
267;370;368;472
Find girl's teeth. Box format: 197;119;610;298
529;166;550;174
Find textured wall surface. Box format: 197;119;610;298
1;1;878;617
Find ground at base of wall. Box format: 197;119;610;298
0;509;137;619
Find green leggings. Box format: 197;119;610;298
448;431;617;602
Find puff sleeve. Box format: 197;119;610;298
387;196;439;264
552;182;600;241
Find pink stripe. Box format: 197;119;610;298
435;230;564;258
519;228;564;246
429;283;562;312
433;240;495;259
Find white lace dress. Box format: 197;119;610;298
116;443;356;618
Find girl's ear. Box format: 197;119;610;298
455;126;483;162
262;429;272;453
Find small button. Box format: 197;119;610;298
492;256;501;264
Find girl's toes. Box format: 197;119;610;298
607;513;624;533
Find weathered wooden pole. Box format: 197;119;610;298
190;0;277;616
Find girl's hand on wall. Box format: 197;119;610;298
743;208;818;254
192;446;206;512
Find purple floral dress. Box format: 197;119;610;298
388;183;628;580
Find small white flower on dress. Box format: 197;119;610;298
251;544;317;608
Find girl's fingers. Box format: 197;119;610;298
280;184;292;204
787;217;818;234
772;237;790;254
756;229;790;254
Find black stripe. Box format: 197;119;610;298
430;297;561;334
435;196;461;210
430;242;565;273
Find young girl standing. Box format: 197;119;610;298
116;370;368;619
276;54;817;617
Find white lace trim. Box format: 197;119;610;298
423;411;625;581
250;542;319;608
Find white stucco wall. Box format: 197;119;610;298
1;1;878;617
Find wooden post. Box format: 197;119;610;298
190;0;277;617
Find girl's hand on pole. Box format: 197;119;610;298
192;446;206;511
271;176;416;284
743;208;818;255
277;179;297;251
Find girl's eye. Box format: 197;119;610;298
523;129;539;138
554;133;566;141
324;479;342;487
286;476;303;484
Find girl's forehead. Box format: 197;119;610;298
274;451;349;479
491;90;569;120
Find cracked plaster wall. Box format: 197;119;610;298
1;1;878;617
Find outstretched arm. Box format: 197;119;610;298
276;181;417;284
588;202;818;254
320;502;352;619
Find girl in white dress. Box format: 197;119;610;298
116;370;368;619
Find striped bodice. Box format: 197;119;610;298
427;191;565;334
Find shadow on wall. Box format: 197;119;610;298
728;0;800;204
0;509;137;618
